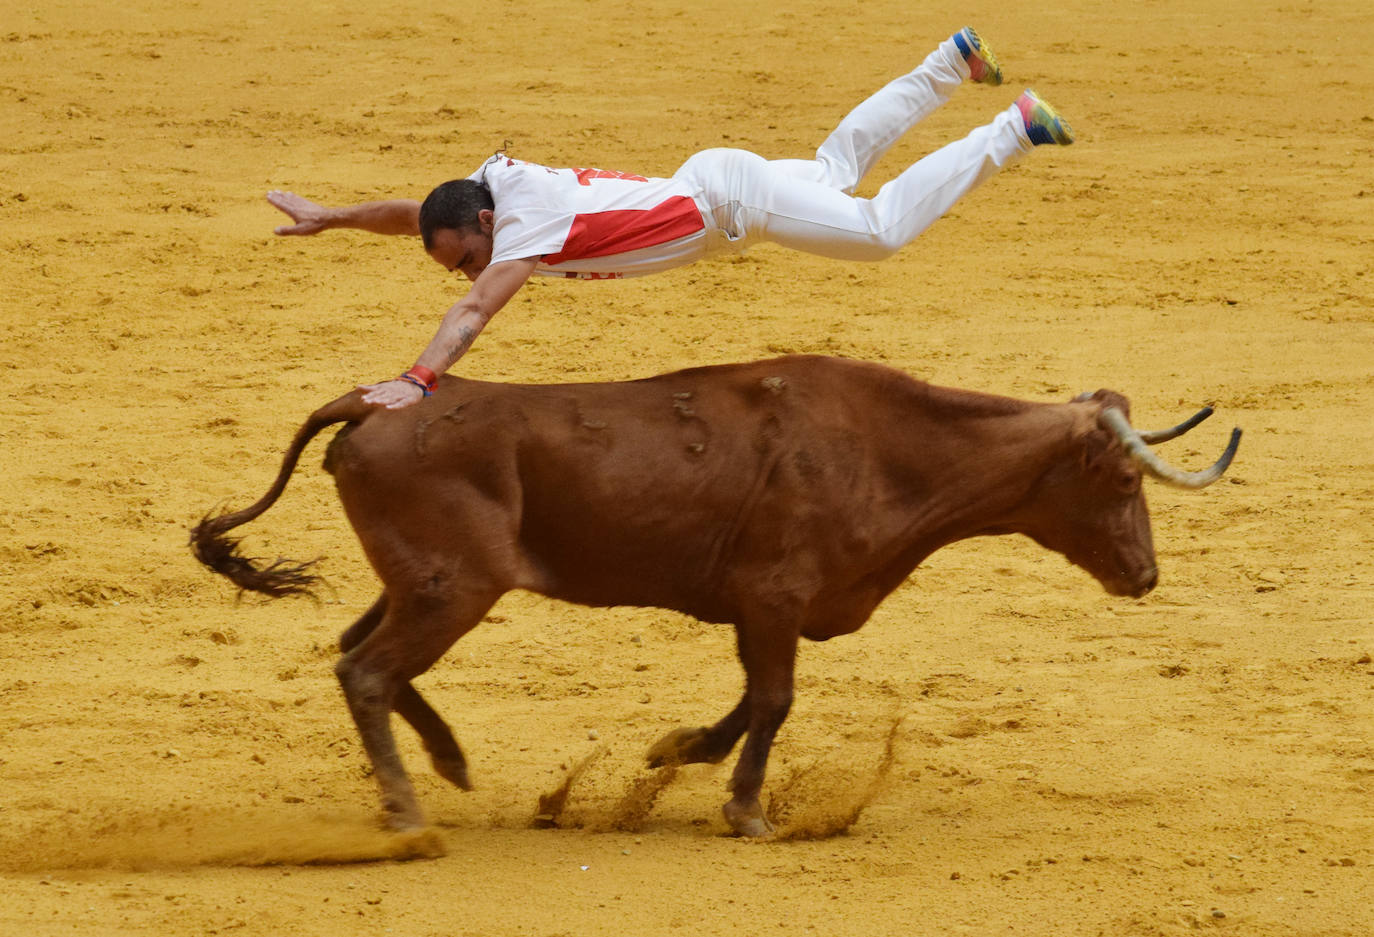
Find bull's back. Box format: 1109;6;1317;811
329;356;920;619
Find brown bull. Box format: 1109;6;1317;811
191;354;1240;838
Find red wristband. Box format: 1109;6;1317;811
405;365;437;392
397;374;431;397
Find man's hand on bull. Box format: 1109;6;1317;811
358;378;426;410
268;190;334;236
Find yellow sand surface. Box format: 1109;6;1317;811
2;1;1372;934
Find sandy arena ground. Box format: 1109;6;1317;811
2;0;1372;934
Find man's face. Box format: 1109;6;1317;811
427;210;495;281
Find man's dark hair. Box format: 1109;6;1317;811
419;179;494;249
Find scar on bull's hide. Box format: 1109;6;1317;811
575;400;608;432
672;391;696;420
409;405;469;458
412;418;433;457
670;391;711;456
760;376;787;395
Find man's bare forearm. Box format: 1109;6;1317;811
415;304;492;374
359;257;537;410
330;199;421;236
409;258;538;374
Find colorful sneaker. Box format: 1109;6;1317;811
1017;89;1075;145
952;27;1003;86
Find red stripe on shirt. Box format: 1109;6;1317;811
542;196;704;265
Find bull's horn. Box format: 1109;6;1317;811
1099;406;1241;489
1073;396;1214;444
1138;406;1213;444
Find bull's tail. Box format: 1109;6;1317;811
190;390;372;598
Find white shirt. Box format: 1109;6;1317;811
470;156;709;280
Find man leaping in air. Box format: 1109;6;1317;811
268;27;1073;409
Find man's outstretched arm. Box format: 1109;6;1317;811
267;190;421;236
359;256;540;410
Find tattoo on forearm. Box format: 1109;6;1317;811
443;324;479;367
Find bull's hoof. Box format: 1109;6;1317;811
385;827;447;861
381;803;428;834
722;797;775;838
645;726;709;767
431;754;473;791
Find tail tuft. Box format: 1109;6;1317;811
190;390;364;600
190;510;322;598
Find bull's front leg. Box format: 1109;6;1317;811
722;621;799;837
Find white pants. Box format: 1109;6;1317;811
673;36;1033;262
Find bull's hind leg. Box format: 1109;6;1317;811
394;686;473;791
338;593;390;653
646;699;749;768
340;594;474;790
335;579;498;830
722;620;800;837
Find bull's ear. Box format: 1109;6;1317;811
1076;421;1116;470
1073;389;1131;420
1075;424;1142;491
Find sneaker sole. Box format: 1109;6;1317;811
954;27;1004;86
1021;90;1075;145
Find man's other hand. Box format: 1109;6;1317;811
268;190;332;236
